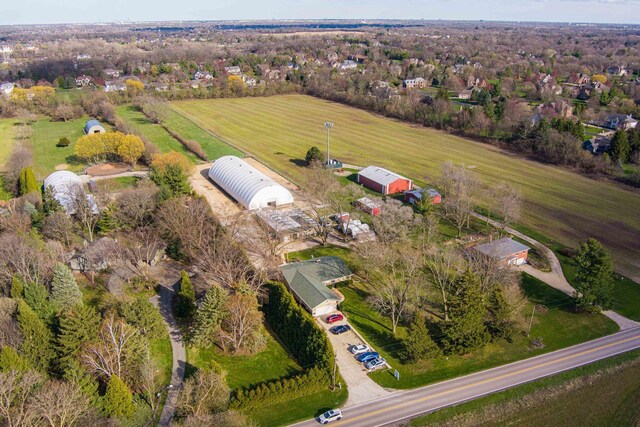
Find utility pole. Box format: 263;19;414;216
324;122;333;166
527;305;536;337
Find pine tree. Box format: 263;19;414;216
609;130;630;163
189;285;228;347
176;270;196;318
401;313;441;363
42;185;63;215
574;238;614;312
18;166;38;196
23;281;56;324
442;271;490;355
10;276;24;299
64;361;102;411
103;374;135;418
16;300;55;373
57;305;101;372
118;297;165;339
487;287;516;341
151;164;192;200
305;146;323;166
0;345;30;372
50;263;83;310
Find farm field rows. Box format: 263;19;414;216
170;95;640;279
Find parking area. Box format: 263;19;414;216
316;313;392;406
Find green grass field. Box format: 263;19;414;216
31;117;106;177
186;331;301;390
115;106;198;162
0;118;18;171
412;349;640;426
170;95;640;279
163;110;242;160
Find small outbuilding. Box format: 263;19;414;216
357;165;412;195
208;156;294;210
471;237;530;266
84;119;106;135
404;188;442;205
354;197;381;216
280;256;352;317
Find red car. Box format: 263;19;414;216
326;313;344;324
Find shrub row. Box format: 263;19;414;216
263;282;334;372
229;366;329;410
162;125;208;161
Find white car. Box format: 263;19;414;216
318;409;343;424
349;344;370;355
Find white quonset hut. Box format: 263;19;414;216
84;119;105;135
208;156;294;210
43;171;97;214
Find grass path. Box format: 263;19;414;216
171;95;640;278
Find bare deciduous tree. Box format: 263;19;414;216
113;182;158;229
0;370;43;427
30;380;93;427
424;246;464;322
66;186;100;243
371;199;415;245
83;315;139;381
217;293;264;354
300;166;341;245
176;369;230;419
465;250;518;295
438;162;478;238
495;182;522;235
115;227;165;279
42;211;74;246
0;232;64;290
0;299;21;349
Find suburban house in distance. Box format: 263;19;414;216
357;165;413;195
404;188;442;205
471;237;531;266
279;256;353;317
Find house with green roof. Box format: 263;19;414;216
279;256;353;317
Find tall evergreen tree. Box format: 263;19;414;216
574;238;614;312
118;297;165;339
23;281;56;324
609;130;630;163
442;271;490;355
189;285;228;347
50;263;83;310
103;374;135;418
18;166;38;196
57;305;101;372
401;313;441;363
0;346;30;372
487;287;516;341
64;361;102;412
16;300;55;373
176;270;196;319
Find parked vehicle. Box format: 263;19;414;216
356;351;379;363
318;409;343;424
364;357;386;371
326;313;344;324
349;344;370;355
329;325;351;335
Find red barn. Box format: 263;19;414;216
354;197;382;215
404;188;441;205
357;166;412;195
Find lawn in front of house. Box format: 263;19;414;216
339;273;617;389
185;329;301;390
115;106;198;162
31;117;100;177
163;109;243;160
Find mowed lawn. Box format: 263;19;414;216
0;118;18;171
163;110;242;160
31;117;101;177
171;95;640;279
116;106;198;162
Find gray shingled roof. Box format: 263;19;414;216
472;237;531;259
358;165;410;187
280;256;352;309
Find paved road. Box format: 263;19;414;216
150;284;186;427
291;326;640;427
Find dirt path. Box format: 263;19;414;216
79;170;149;183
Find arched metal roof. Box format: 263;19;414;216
43;171;84;213
84;119;105;134
208;156;294;210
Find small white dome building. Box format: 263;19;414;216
43;171;96;214
84;119;105;135
208;156;294;210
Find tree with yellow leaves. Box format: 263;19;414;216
125;79;144;95
592;74;607;84
150;151;194;175
75;131;144;165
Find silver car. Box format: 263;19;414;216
318;409;343;424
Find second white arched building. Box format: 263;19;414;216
208;156;294;210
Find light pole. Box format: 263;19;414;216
324;122;333;166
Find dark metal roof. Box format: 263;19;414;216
472;237;530;260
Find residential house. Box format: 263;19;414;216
75;75;94;87
603;114;638;130
403;77;428;89
194;70;213;80
327;52;339;62
104;68;121;79
583;133;613;155
457;89;473;100
607;65;627;77
471;237;530;266
0;82;15;97
223;66;242;75
242;74;257;87
279;256;352;317
567;73;591;85
337;60;357;71
104;80;126;92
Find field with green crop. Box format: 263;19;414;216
170;95;640;279
0;118;18;170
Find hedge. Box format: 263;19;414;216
229;282;335;410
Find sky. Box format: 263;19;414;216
1;0;640;26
